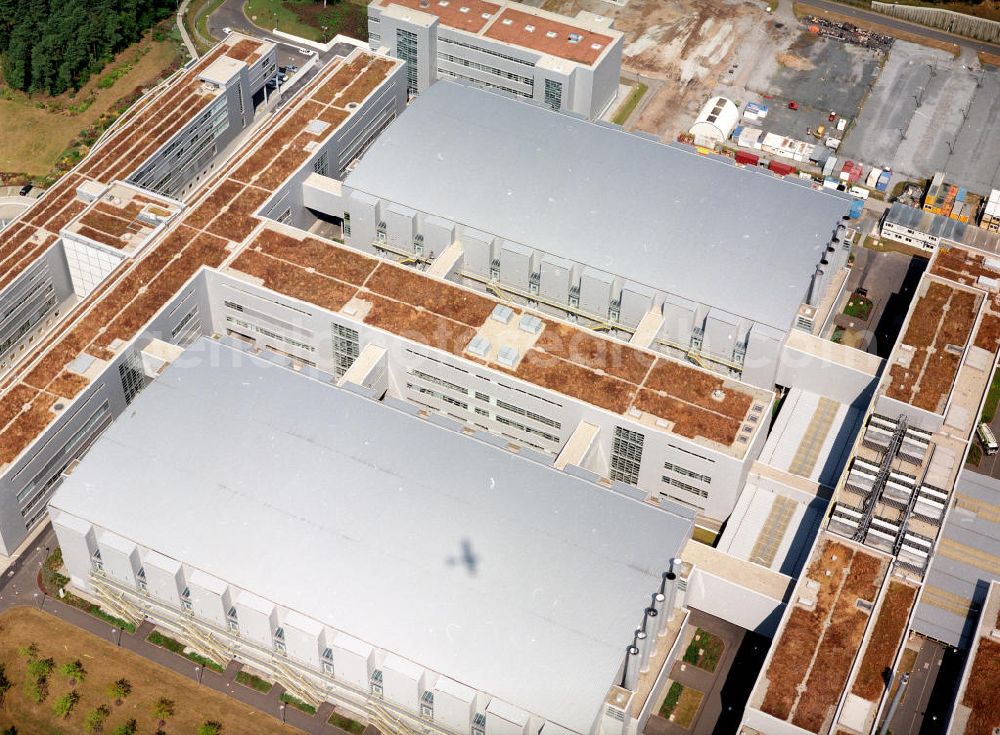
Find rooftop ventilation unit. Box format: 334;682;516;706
467;335;491;357
519;314;542;334
568;32;583;43
497;345;519;368
491;304;514;324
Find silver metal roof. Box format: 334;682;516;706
344;81;853;330
51;338;693;730
912;470;1000;648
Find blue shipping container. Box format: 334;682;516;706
850;200;864;219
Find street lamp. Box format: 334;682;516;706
112;627;121;647
280;703;286;723
195;665;203;685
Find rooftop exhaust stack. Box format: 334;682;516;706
621;645;641;691
652;592;666;634
640;607;658;672
660;557;682;631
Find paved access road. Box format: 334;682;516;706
208;0;317;69
804;0;1000;55
0;524;365;735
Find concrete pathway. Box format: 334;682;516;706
176;0;199;59
0;523;362;735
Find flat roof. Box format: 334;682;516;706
50;338;693;731
913;470;1000;648
380;0;501;33
0;49;398;468
344;81;853;331
482;7;613;65
228;222;772;453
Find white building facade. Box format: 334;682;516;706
367;0;623;119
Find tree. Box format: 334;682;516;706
0;663;11;704
84;705;111;734
198;721;223;735
108;678;132;702
26;658;54;679
152;696;175;722
109;719;137;735
2;726;17;735
53;690;80;718
60;660;87;684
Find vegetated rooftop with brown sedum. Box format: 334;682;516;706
759;537;888;733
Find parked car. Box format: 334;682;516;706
788;100;799;110
18;184;31;196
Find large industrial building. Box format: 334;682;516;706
51;336;695;735
367;0;623;118
0;21;950;735
332;82;856;390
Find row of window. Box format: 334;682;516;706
663;461;711;484
610;426;644;485
436;67;532;101
226;316;315;353
661;475;709;498
438;35;536;68
436;51;533;86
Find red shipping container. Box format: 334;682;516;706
735;151;760;166
768;160;794;176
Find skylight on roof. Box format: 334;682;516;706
546;30;557;38
568;32;583;43
501;17;512;24
525;24;535;32
459;5;469;12
591;42;603;50
481;11;491;18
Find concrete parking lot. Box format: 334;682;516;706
841;41;1000;192
760;33;884;142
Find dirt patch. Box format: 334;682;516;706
0;607;303;735
777;52;816;70
544;0;788;137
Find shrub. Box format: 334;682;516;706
110;719;137;735
152;696;175;720
26;658;54;680
329;711;365;734
17;643;39;661
61;660;87;683
23;678;44;703
198;722;223;735
147;631;185;654
53;690;80;718
0;664;11;703
84;705;112;734
108;678;132;701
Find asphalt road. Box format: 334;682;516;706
207;0;315;69
803;0;1000;55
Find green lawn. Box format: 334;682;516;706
980;369;1000;424
843;294;873;321
672;686;704;728
245;0;369;42
611;80;647;126
235;670;273;693
682;628;724;673
329;710;365;734
280;692;317;715
659;681;683;718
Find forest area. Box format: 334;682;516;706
0;0;178;96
